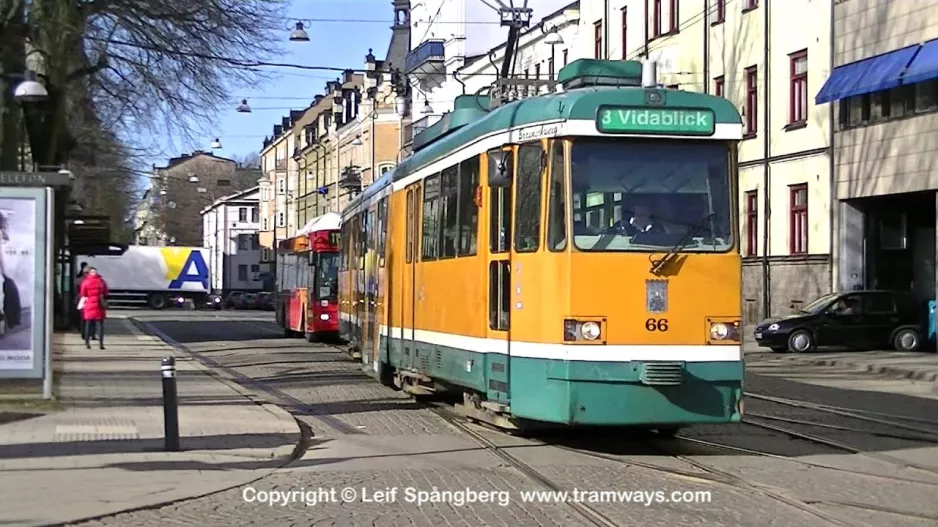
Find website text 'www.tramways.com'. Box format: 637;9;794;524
243;486;713;508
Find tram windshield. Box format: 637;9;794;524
314;252;338;302
568;139;734;253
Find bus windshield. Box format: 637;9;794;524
569;139;734;253
314;252;338;302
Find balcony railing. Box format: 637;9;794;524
405;40;445;73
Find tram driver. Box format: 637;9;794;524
612;198;672;236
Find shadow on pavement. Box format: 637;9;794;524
0;432;296;460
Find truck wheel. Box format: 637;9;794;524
148;294;167;310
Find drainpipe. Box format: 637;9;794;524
604;0;610;59
703;0;709;94
827;0;836;292
761;0;772;320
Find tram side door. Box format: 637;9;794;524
360;206;376;366
485;148;513;405
401;184;420;370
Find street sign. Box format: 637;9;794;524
0;171;73;187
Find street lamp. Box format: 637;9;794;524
352;135;363;146
211;137;222;149
421;99;434;116
188;174;199;183
237;99;252;113
541;25;564;81
11;70;48;102
394;94;407;116
289;22;311;42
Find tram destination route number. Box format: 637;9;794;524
645;318;669;332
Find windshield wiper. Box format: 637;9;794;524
649;212;715;275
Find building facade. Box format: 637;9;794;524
819;0;938;306
146;151;259;247
200;187;263;293
578;0;834;325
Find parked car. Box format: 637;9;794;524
202;293;223;310
262;292;277;310
237;293;257;309
754;290;925;353
225;291;243;308
254;292;270;309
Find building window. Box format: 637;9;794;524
548;56;555;79
251;207;259;222
745;190;758;257
712;0;725;23
261;248;271;262
594;20;602;59
277;212;285;227
745;66;757;137
652;0;677;38
621;7;628;59
789;50;808;125
534;63;541;80
251;235;260;250
743;0;758;11
238;234;249;250
278;178;285;194
714;75;724;97
218;179;231;186
238;264;248;281
251;264;260;274
789;184;808;255
238;207;248;221
563;49;568;66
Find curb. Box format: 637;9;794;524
805;357;938;383
126;317;304;461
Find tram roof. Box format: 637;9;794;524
350;79;741;211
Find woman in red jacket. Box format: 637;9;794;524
78;267;109;349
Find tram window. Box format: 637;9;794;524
440;166;459;259
406;190;414;264
514;143;544;253
547;140;567;251
457;156;480;256
489;186;512;254
378;197;388;266
488;261;510;331
422;175;441;261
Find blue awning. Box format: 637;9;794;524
815;45;920;104
903;38;938;85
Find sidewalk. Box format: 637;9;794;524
743;325;938;382
0;317;302;527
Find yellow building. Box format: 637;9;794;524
579;0;833;324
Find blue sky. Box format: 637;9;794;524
143;0;573;172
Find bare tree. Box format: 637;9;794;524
233;151;261;168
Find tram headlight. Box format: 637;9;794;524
563;319;604;342
581;321;601;340
708;321;740;342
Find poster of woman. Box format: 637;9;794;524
0;197;36;368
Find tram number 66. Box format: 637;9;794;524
645;318;669;332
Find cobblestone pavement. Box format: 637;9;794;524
69;314;938;527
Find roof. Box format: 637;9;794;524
198;186;260;215
392;84;742;182
295;212;341;236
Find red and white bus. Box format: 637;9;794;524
275;213;341;341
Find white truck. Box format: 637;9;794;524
75;245;214;309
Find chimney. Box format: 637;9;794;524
273;124;282;135
343;69;354;83
314;94;324;104
281;116;290;128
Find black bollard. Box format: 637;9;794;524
161;356;180;451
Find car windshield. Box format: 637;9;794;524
568;139;734;253
800;293;839;314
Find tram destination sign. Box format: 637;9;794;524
596;107;715;136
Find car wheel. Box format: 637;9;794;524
787;330;814;353
893;328;921;351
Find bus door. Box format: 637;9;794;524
401;183;420;370
485;148;513;405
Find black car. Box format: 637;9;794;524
754;290;925;353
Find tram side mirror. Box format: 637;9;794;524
487;149;514;188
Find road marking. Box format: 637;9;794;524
123;319;155;341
